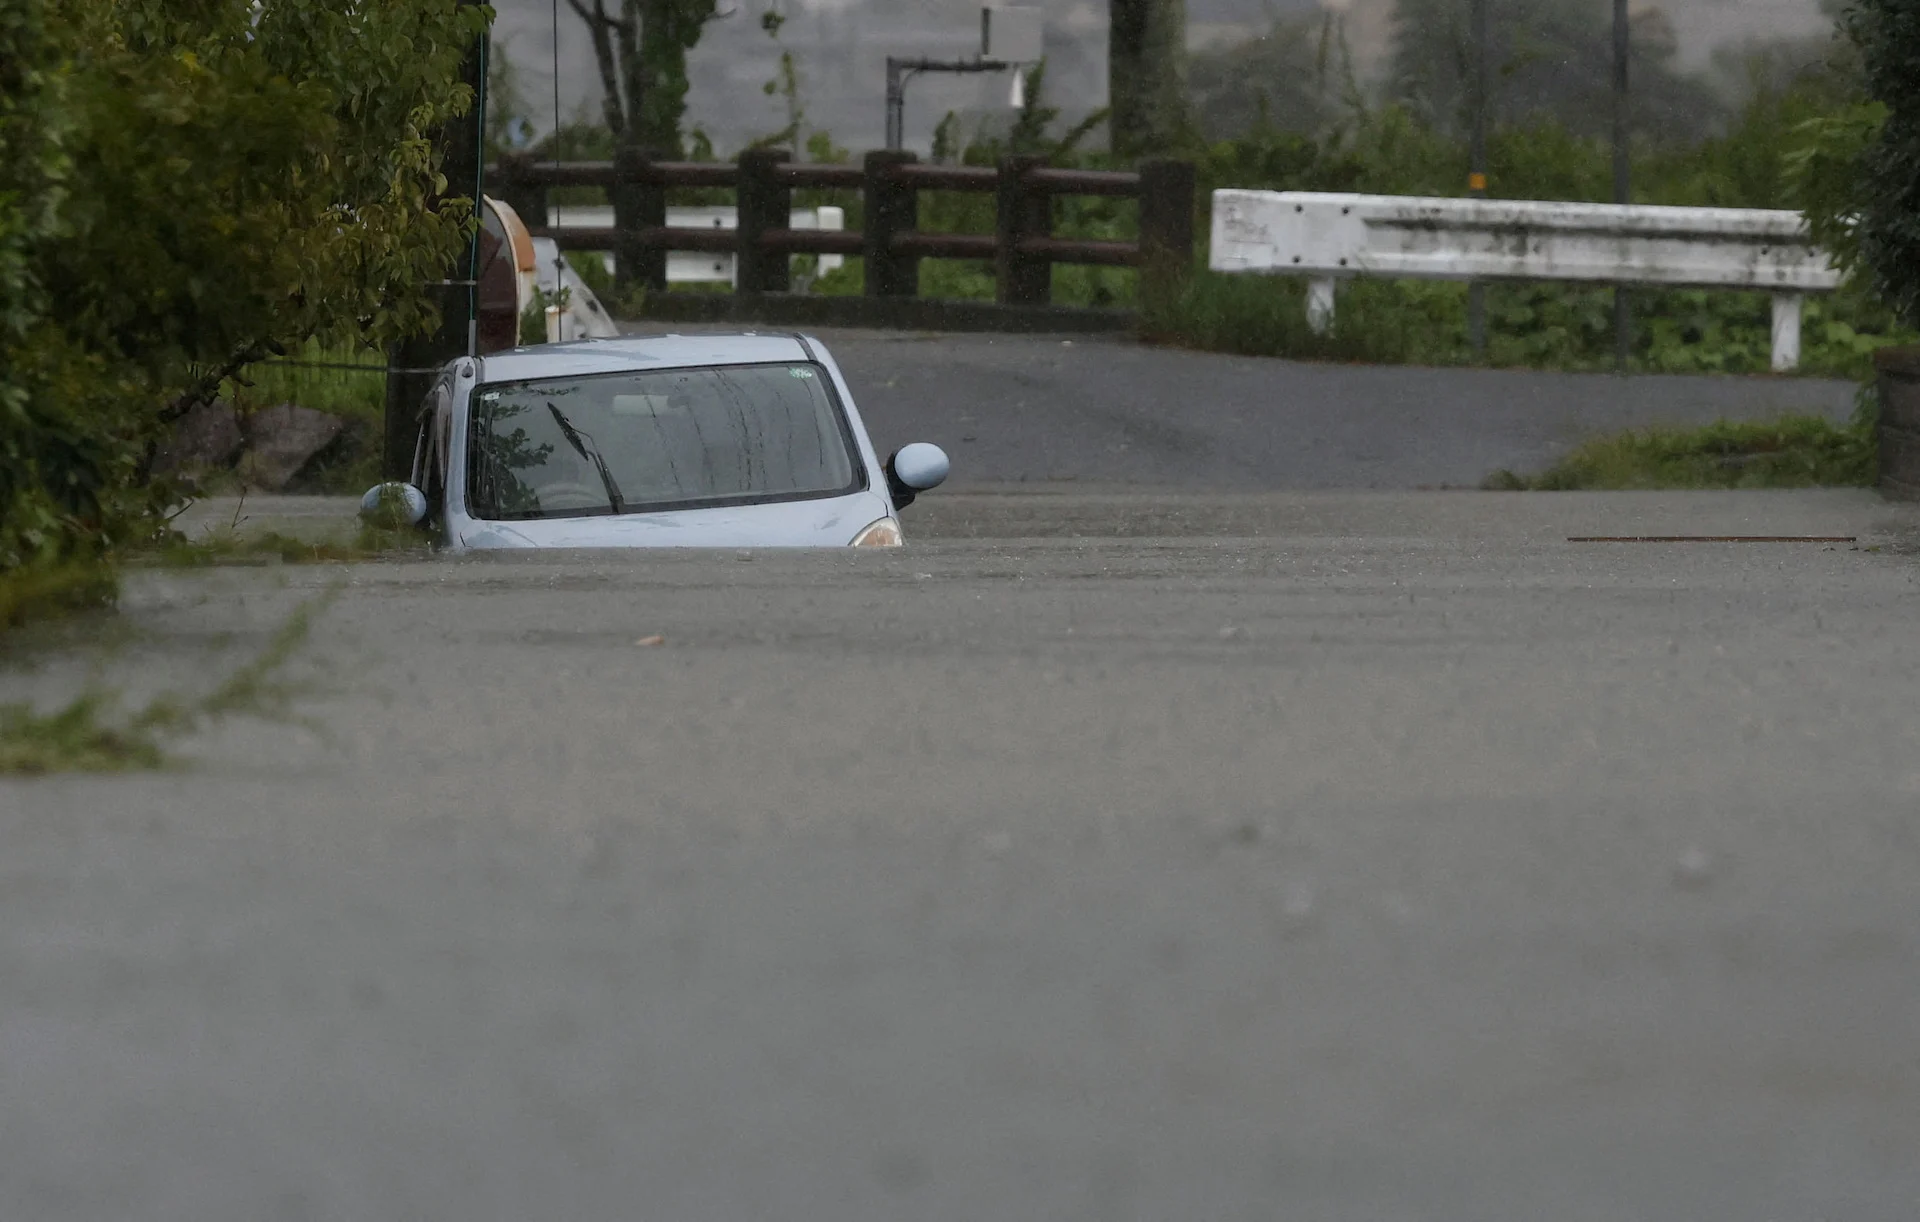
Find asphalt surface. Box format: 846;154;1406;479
6;489;1920;1221
662;327;1864;488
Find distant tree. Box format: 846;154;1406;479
565;0;720;157
1387;0;1723;146
1109;0;1192;158
1188;14;1360;141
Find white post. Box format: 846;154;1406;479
1771;293;1803;373
1307;277;1337;336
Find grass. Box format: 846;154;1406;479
0;562;119;633
1146;270;1918;379
0;695;167;775
2;501;416;775
228;339;385;426
1143;270;1439;364
140;524;423;569
0;588;335;776
1483;401;1879;490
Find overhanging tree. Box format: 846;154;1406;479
0;0;490;570
1844;0;1920;327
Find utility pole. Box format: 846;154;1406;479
1467;0;1489;358
1611;0;1630;373
384;0;488;478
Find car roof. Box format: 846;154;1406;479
475;332;814;382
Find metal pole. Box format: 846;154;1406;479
1612;0;1630;373
883;56;1008;153
1467;0;1489;359
885;57;904;151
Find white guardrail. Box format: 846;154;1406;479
549;205;846;289
1209;191;1841;371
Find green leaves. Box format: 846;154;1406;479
1840;0;1920;328
1;0;492;571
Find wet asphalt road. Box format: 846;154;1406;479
5;490;1920;1221
694;327;1862;489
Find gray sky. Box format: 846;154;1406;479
490;0;1833;154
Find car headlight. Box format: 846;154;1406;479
850;517;904;548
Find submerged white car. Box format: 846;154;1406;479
365;333;948;549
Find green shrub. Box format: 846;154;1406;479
0;0;487;575
1842;0;1920;328
1488;405;1878;491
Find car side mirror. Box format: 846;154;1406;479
884;443;949;509
359;482;429;529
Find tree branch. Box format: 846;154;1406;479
161;341;279;427
617;0;645;143
566;0;629;137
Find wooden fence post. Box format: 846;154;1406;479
737;148;792;295
613;144;666;294
1137;158;1196;317
996;155;1052;306
863;150;920;298
495;154;549;237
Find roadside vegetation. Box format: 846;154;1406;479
1484;396;1880;491
0;591;331;776
1;0;481;587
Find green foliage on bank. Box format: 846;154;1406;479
0;0;488;579
1841;0;1920;330
1485;394;1880;490
1144;271;1906;379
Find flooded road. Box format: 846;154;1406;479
6;490;1919;1221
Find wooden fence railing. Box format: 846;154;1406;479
490;149;1195;317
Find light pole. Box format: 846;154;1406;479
1612;0;1630;372
885;55;1012;151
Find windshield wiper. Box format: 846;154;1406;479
545;402;627;514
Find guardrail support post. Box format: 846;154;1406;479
612;145;666;295
737;148;792;295
1771;293;1803;373
1138;159;1196;314
1307;278;1337;336
996;156;1052;306
864;150;920;298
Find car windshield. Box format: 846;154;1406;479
465;362;862;520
